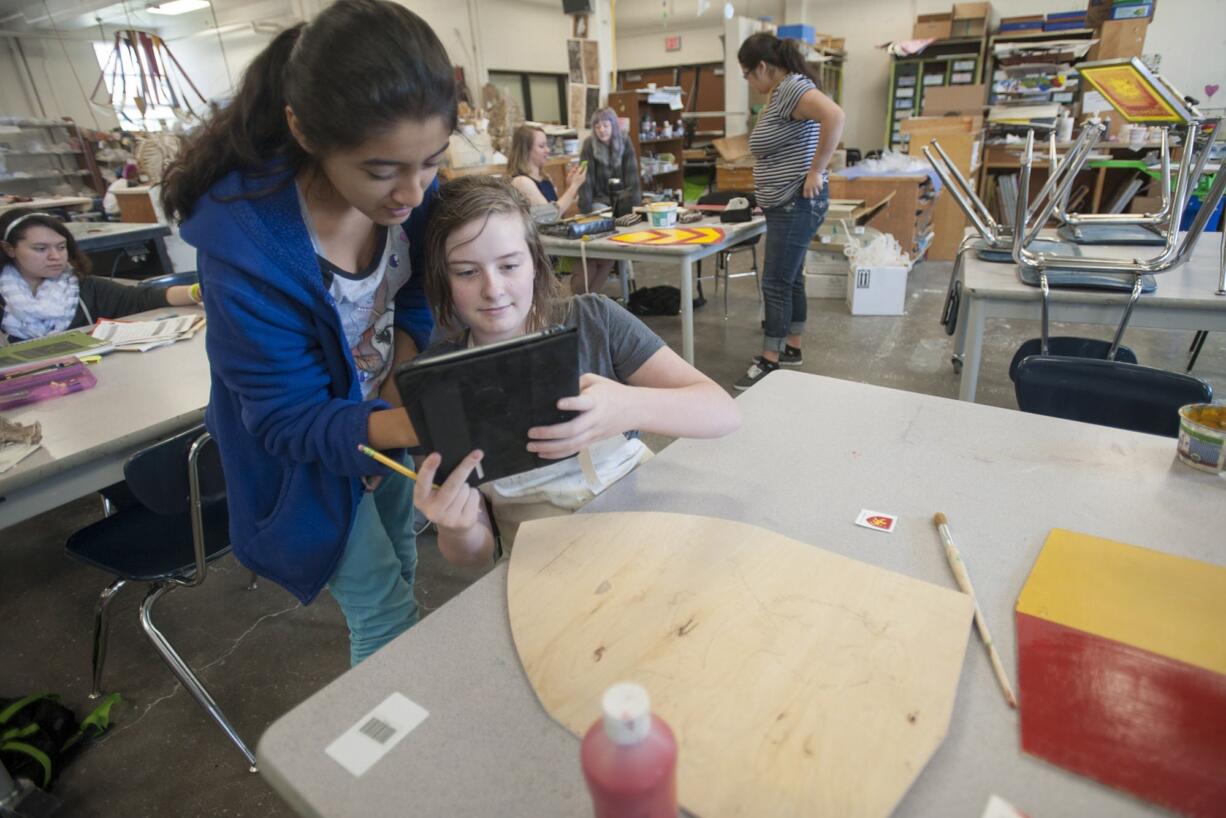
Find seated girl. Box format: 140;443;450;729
507;124;586;220
0;209;198;343
414;175;741;562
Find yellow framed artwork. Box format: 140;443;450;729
1078;58;1194;124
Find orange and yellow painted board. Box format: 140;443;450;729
1015;529;1226;817
609;227;726;246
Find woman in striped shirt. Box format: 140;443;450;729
733;32;845;391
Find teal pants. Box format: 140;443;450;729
328;465;419;666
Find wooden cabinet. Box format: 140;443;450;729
903;116;983;261
607;90;686;196
827;174;937;261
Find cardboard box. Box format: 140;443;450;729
912;13;952;39
922;84;987;115
711;133;750;163
951;3;990;37
847;265;909;315
806;272;849;299
1086;18;1148;61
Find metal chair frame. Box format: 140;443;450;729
83;430;257;772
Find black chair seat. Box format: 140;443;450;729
1008;337;1138;383
1014;356;1213;438
66;501;230;581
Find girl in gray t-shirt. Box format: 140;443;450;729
413;175;742;559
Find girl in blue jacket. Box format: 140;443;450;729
161;0;455;665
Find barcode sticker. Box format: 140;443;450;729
324;692;428;777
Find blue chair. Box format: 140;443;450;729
1014;357;1212;437
64;427;257;770
1008;337;1137;383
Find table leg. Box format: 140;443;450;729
679;257;694;364
618;259;631;304
952;253;971;359
958;298;986;402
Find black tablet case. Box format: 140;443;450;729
394;326;580;486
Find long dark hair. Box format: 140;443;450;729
737;32;822;89
423;175;558;339
161;0;458;222
0;209;92;276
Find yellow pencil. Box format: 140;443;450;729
357;444;431;485
933;512;1018;709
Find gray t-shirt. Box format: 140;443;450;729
426;293;664;379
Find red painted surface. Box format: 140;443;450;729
1017;612;1226;817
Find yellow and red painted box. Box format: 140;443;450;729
1015;529;1226;818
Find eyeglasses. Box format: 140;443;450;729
741;66;753;79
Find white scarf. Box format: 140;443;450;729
0;264;80;341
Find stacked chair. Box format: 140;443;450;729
922;57;1226;434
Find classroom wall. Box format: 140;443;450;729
618;26;726;70
0;35;119;130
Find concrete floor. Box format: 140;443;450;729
2;255;1223;818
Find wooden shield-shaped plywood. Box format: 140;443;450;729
508;512;974;818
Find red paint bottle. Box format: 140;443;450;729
581;683;678;818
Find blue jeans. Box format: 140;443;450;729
328;463;419;666
761;188;829;352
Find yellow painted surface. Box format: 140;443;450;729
1016;529;1226;675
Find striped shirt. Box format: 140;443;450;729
748;73;821;208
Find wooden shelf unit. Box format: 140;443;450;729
828;173;937;262
607;90;686;196
885;37;988;152
0;117;104;198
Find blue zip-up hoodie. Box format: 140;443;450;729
179;165;436;604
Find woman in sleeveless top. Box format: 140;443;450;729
508;124;616;295
508;124;586;217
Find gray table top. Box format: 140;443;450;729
257;371;1225;818
541;214;765;259
962;231;1226;307
0;307;208;521
66;220;171;247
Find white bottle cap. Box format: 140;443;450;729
601;682;652;745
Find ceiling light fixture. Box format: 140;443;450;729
147;0;211;16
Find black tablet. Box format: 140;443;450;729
394;325;580;486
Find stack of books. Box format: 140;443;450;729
1045;10;1087;31
1000;15;1045;32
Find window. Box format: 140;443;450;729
487;71;567;124
93;41;180;132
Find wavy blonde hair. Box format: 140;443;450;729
424;175;560;340
506;124;545;179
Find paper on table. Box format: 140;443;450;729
0;441;41;474
90;316;203;351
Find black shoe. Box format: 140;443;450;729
733;356;779;391
778;345;803;366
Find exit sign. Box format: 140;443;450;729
665;35;682;51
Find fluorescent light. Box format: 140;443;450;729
147;0;211;15
723;2;734;20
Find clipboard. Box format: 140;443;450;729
394;325;580;486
